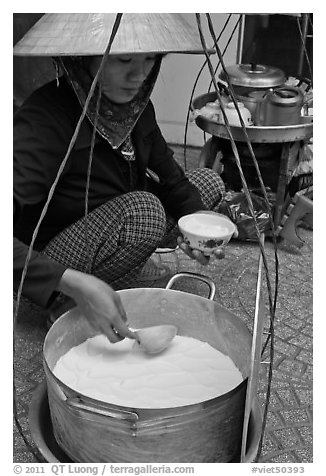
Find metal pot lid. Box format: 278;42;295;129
219;63;286;88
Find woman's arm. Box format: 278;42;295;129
14;90;73;307
58;269;135;341
14;82;135;341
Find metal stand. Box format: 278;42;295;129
193;92;313;233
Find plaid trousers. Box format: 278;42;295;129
43;168;225;290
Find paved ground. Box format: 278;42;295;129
13;145;313;463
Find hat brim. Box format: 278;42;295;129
13;13;215;56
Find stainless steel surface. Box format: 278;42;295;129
50;375;139;422
235;90;266;125
259;87;304;126
219;64;285;88
29;381;263;463
195;115;313;143
193;92;313;143
42;278;253;462
165;272;216;300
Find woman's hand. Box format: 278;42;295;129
177;218;238;265
57;269;136;343
177;236;225;264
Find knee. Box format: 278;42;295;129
191;168;225;194
122;191;166;243
187;168;226;208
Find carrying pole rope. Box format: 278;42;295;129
204;12;278;458
13;13;123;461
196;13;278;460
205;13;279;356
203;13;279;459
195;15;272;257
83;82;103;274
183;14;234;169
204;13;279;331
207;16;241;93
296;15;313;85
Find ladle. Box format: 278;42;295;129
131;325;178;354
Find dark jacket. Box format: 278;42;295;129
14;78;204;307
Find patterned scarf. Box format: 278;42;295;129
58;55;162;150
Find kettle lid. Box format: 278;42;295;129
219;63;286;88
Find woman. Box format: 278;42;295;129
14;14;227;342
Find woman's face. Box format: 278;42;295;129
88;54;157;103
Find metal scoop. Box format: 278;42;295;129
132;325;178;354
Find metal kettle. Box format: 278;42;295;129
257;86;304;126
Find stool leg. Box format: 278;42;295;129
198;137;223;173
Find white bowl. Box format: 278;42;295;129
178;211;236;255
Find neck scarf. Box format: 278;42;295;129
58;55;162;149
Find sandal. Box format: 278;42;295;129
156;235;179;253
155;245;179;254
137;258;171;282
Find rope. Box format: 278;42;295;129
195;13;279;461
296;15;313;84
206;13;280;356
13;13;124;461
203;13;279;329
207;16;241;92
205;13;279;459
183;14;233;169
84;82;103;273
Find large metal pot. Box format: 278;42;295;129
43;273;254;463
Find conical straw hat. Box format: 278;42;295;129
13;13;211;56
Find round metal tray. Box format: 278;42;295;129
28;381;263;463
193;92;313;143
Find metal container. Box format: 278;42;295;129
257;86;304;126
219;63;285;89
43;273;254;463
29;381;262;463
193;92;313;143
219;63;286;125
235;90;268;125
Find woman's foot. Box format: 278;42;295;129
137;258;171;282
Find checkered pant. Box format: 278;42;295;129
43;168;225;289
